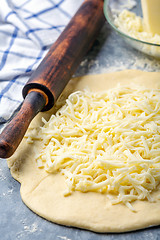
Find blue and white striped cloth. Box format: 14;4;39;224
0;0;83;124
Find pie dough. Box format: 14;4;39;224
7;70;160;233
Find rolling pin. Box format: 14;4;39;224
0;0;105;159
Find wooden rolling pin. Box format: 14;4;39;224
0;0;105;158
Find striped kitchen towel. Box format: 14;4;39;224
0;0;83;124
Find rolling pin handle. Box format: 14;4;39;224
0;90;47;158
23;83;54;111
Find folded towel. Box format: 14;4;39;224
0;0;83;124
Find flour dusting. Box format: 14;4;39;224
23;222;38;233
57;236;72;240
0;168;6;181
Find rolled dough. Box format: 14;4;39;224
7;70;160;232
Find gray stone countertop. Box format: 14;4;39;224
1;19;160;240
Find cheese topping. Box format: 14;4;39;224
31;85;160;211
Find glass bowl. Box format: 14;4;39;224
103;0;160;58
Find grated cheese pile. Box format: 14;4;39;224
114;10;160;44
31;85;160;211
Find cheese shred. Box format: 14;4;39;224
30;85;160;211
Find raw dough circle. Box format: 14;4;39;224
7;70;160;233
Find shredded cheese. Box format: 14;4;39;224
114;9;160;57
114;9;160;44
31;85;160;211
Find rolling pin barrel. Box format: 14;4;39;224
0;0;105;159
23;0;105;111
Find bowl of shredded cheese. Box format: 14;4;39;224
103;0;160;58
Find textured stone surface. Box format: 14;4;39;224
1;15;160;240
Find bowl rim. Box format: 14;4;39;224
103;0;160;47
